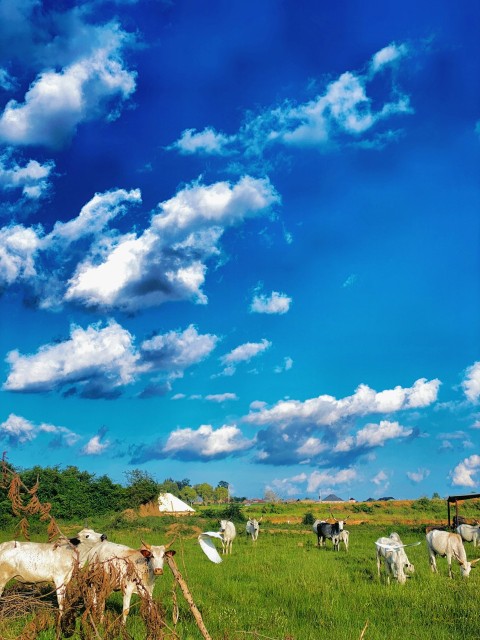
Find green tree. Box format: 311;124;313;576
124;469;159;507
194;482;214;504
214;486;229;503
179;486;197;504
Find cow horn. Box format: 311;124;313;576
141;540;152;550
470;558;480;565
164;536;177;550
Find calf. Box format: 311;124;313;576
246;518;260;541
426;530;476;578
456;524;480;547
219;520;236;554
313;519;345;549
0;528;106;613
332;529;350;552
86;540;174;623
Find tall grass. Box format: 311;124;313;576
1;506;480;639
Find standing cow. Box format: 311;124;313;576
219;520;236;554
0;528;106;614
456;524;480;547
375;533;415;585
246;518;261;541
313;519;345;549
426;530;476;578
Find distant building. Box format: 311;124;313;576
348;497;357;503
322;493;344;502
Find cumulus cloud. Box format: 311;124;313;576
169;127;233;155
250;290;292;314
451;454;480;487
245;378;438;466
274;356;293;374
65;176;279;312
140;325;218;374
0;152;54;199
0;177;278;313
218;338;272;376
130;424;254;463
463;362;480;403
0;22;136;148
0;413;79;447
4;321;219;399
306;468;357;493
170;42;413;159
81;427;111;455
3;320;138;398
406;468;430;483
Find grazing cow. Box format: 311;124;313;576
86;540;174;623
313;519;345;549
456;524;480;547
219;520;236;554
332;529;350;552
426;530;476;578
387;533;415;574
246;519;260;541
375;535;410;584
0;528;106;613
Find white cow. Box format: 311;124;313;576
86;539;174;623
426;530;475;578
375;532;415;584
0;528;106;613
219;520;236;554
332;529;349;552
246;518;260;541
456;524;480;547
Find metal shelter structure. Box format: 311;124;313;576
447;493;480;529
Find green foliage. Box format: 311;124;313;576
219;502;246;522
412;496;433;510
124;469;160;508
352;503;374;514
302;511;315;525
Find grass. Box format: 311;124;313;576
1;501;480;639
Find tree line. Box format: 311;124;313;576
0;465;239;522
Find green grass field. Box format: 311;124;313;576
1;501;480;639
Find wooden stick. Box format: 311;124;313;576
165;553;213;640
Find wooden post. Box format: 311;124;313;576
165;553;213;640
447;500;451;529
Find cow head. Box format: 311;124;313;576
71;528;106;547
140;541;176;576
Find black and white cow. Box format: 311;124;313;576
313;519;346;549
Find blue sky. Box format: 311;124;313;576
1;0;479;501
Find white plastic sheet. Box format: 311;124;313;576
198;532;223;564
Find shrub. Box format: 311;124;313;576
302;511;315;525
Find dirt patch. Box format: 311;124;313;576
165;522;203;540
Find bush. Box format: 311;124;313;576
302;511;315;525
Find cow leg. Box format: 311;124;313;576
122;584;136;624
428;551;437;573
376;552;382;579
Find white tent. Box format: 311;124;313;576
158;492;195;514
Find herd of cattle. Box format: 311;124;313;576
0;516;478;622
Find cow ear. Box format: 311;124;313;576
165;550;176;557
69;537;81;546
140;548;153;558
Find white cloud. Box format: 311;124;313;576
81;433;110;455
463;362;480;403
244;378;440;428
369;43;409;74
451;454;480;487
140;325;218;373
0;153;54;199
307;468;357;493
406;468;430;483
0;24;136;148
65;176;279;312
47;188;141;246
170;42;413;158
170;127;232;155
0;223;41;286
205;393;238;403
274;356;293;374
221;339;272;365
250;290;292;314
0;413;79;447
372;470;389;487
335;420;413;452
3;320;138;397
163;424;253;459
